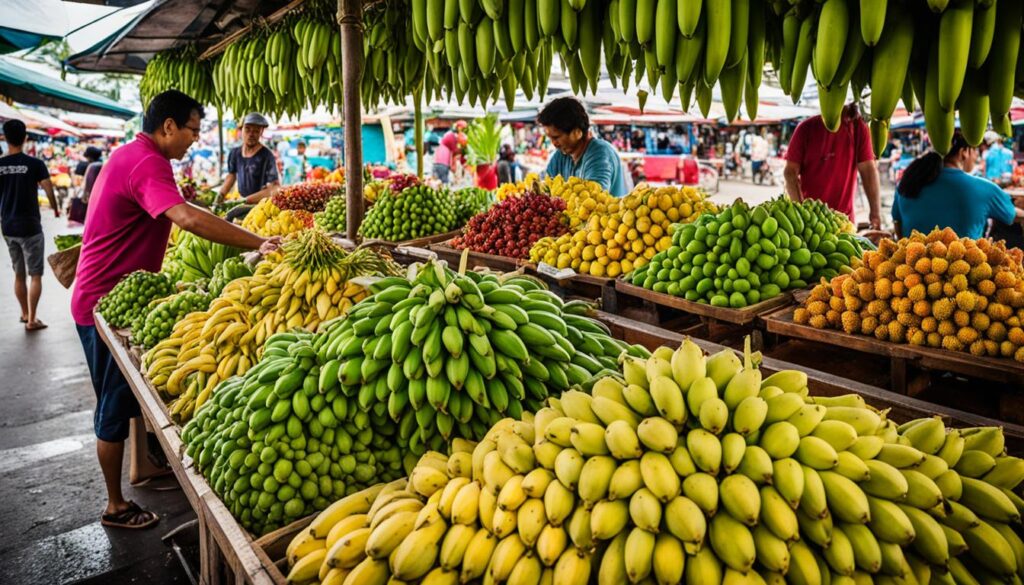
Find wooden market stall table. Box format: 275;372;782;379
95;313;276;585
762;305;1024;424
613;279;795;349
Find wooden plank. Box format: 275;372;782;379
429;240;525;272
252;516;316;585
367;229;465;250
96;314;175;431
594;310;1024;454
765;306;1024;386
198;0;306;61
615;279;794;326
200;491;276;585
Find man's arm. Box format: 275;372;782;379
164;203;269;249
783;161;803;202
858;160;882;230
39;178;59;217
217;174;237;202
244;181;280;204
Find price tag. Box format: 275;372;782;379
397;246;437;260
536;262;576;281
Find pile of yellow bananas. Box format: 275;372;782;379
144;232;399;422
240;199;313;237
531;184;716;278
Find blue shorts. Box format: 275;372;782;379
77;324;141;442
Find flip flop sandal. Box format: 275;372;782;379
101;501;159;530
19;317;27;323
25;321;48;331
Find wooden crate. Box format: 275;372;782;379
762;305;1024;424
613;280;796;349
252;516;316;585
429;239;525;272
96;315;275;585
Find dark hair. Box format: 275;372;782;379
897;132;971;199
143;89;205;134
3;119;27;147
537;97;589;134
84;146;103;161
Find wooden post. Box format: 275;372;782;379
217;107;225;174
339;0;365;241
414;86;424;179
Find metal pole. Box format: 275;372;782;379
414;86;424;179
339;0;365;241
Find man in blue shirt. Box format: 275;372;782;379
983;131;1015;186
538;97;627;196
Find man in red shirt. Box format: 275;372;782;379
784;104;882;229
72;90;279;529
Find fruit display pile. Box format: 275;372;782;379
96;271;174;329
286;338;1024;585
531;184;717;278
496;174;540;202
630;198;865;308
165;230;243;282
451;193;570;259
272;181;343;214
179;260;640;534
131;290;212;349
54;234;81;251
181;330;407;535
363;180;390;204
144;231;400;421
545;176;619;230
453;187;495;226
241;199;315;236
797;228;1024;361
317;260;639;455
359;185;460;242
208;255;256;298
314;195;347;233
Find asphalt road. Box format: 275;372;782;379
0;213;195;585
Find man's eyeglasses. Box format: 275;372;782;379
183;124;201;136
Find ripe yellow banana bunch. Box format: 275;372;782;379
288;336;1024;585
143;246;375;422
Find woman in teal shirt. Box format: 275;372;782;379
892;132;1021;239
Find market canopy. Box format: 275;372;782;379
0;56;135;118
67;0;290;73
0;0;68;54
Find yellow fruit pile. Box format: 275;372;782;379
796;228;1024;361
495;173;540;201
240;199;313;236
143;231;400;421
530;184;717;278
544;176;618;229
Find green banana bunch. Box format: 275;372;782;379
317;259;638;457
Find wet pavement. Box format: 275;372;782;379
0;214;196;585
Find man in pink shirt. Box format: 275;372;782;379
71;90;279;529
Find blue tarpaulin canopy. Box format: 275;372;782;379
0;57;136;118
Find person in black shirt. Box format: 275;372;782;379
0;120;59;331
218;113;279;221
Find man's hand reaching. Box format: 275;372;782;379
260;236;282;255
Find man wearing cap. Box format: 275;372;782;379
219;113;279;220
